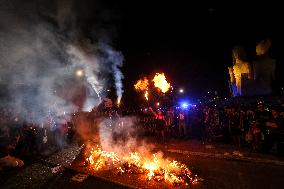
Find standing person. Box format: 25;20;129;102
149;108;166;142
255;102;270;152
201;106;210;142
264;108;283;154
178;111;187;139
156;110;166;142
165;107;175;138
230;108;242;148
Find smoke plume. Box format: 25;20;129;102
98;116;155;158
98;42;124;104
0;0;124;124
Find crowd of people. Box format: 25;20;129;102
200;101;284;154
136;100;284;156
0;108;73;170
1;98;284;171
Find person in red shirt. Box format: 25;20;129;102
149;107;166;142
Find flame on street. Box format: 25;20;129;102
86;146;198;186
152;73;171;93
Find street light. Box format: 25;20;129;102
76;69;84;77
179;88;184;93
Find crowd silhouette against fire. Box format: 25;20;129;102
1;97;284;170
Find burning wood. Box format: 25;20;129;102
86;146;120;170
85;146;198;186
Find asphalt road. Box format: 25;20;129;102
0;161;129;189
165;152;284;189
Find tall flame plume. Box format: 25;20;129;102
134;77;149;101
134;77;149;91
152;73;171;93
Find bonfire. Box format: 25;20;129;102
85;146;198;186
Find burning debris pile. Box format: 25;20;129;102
85;146;198;186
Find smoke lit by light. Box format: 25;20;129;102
76;69;84;77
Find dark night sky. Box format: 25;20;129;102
2;0;284;103
109;2;284;102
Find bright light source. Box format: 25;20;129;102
179;88;184;93
181;102;189;109
156;102;160;106
76;69;84;77
207;91;210;94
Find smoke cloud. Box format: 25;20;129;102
98;116;155;158
0;0;124;124
98;42;124;104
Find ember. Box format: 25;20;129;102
86;146;198;186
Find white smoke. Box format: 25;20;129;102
98;42;124;103
0;0;124;124
66;45;104;109
98;116;155;158
0;15;79;124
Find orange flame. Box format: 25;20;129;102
134;77;149;91
152;73;171;93
86;146;198;185
134;77;149;101
144;90;149;101
86;147;120;170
